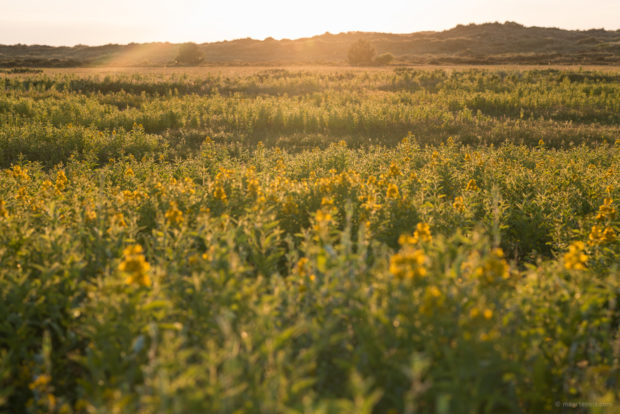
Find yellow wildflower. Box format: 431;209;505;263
465;179;479;192
15;186;28;201
112;212;127;228
213;185;227;202
315;209;333;225
165;202;184;226
386;183;399;199
41;180;53;192
399;223;432;245
413;222;432;243
602;227;616;242
453;196;465;212
55;170;68;192
595;198;615;221
388;163;402;177
10;165;30;181
246;178;260;196
590;225;616;244
295;257;309;276
125;168;134;177
465;248;510;283
564;241;587;270
154;181;166;196
85;209;96;221
119;244;151;287
29;374;51;391
0;200;8;218
389;247;427;280
182;177;196;194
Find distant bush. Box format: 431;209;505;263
175;42;203;66
374;53;394;65
347;39;375;66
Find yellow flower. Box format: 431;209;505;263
321;196;334;206
564;241;587;270
165;201;184;226
29;374;51;391
427;285;441;298
464;248;510;283
483;308;493;320
295;257;309;276
464;153;471;161
453;196;465;212
153;181;165;195
85;209;96;221
213;185;227;202
590;225;616;244
465;179;479;192
246;178;260;196
400;223;432;245
588;226;604;244
602;227;616;242
10;165;30;181
389;247;427;280
15;186;28;201
595;198;615;221
41;180;53;192
386;183;399;199
119;244;151;287
0;200;8;218
413;222;432;243
315;209;333;224
55;170;68;192
388;163;402;177
181;177;196;194
112;212;127;228
125;168;134;177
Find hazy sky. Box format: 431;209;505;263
1;0;619;46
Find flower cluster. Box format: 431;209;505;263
119;244;151;287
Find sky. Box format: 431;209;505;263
1;0;619;46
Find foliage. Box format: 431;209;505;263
348;39;375;66
0;68;618;168
175;42;203;66
374;52;394;65
0;68;619;413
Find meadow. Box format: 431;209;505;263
0;67;618;413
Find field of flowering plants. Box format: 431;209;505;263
0;68;619;413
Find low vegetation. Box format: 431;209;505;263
0;68;618;413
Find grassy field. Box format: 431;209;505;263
0;67;619;413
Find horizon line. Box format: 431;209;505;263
2;21;619;49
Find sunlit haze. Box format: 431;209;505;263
1;0;619;46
